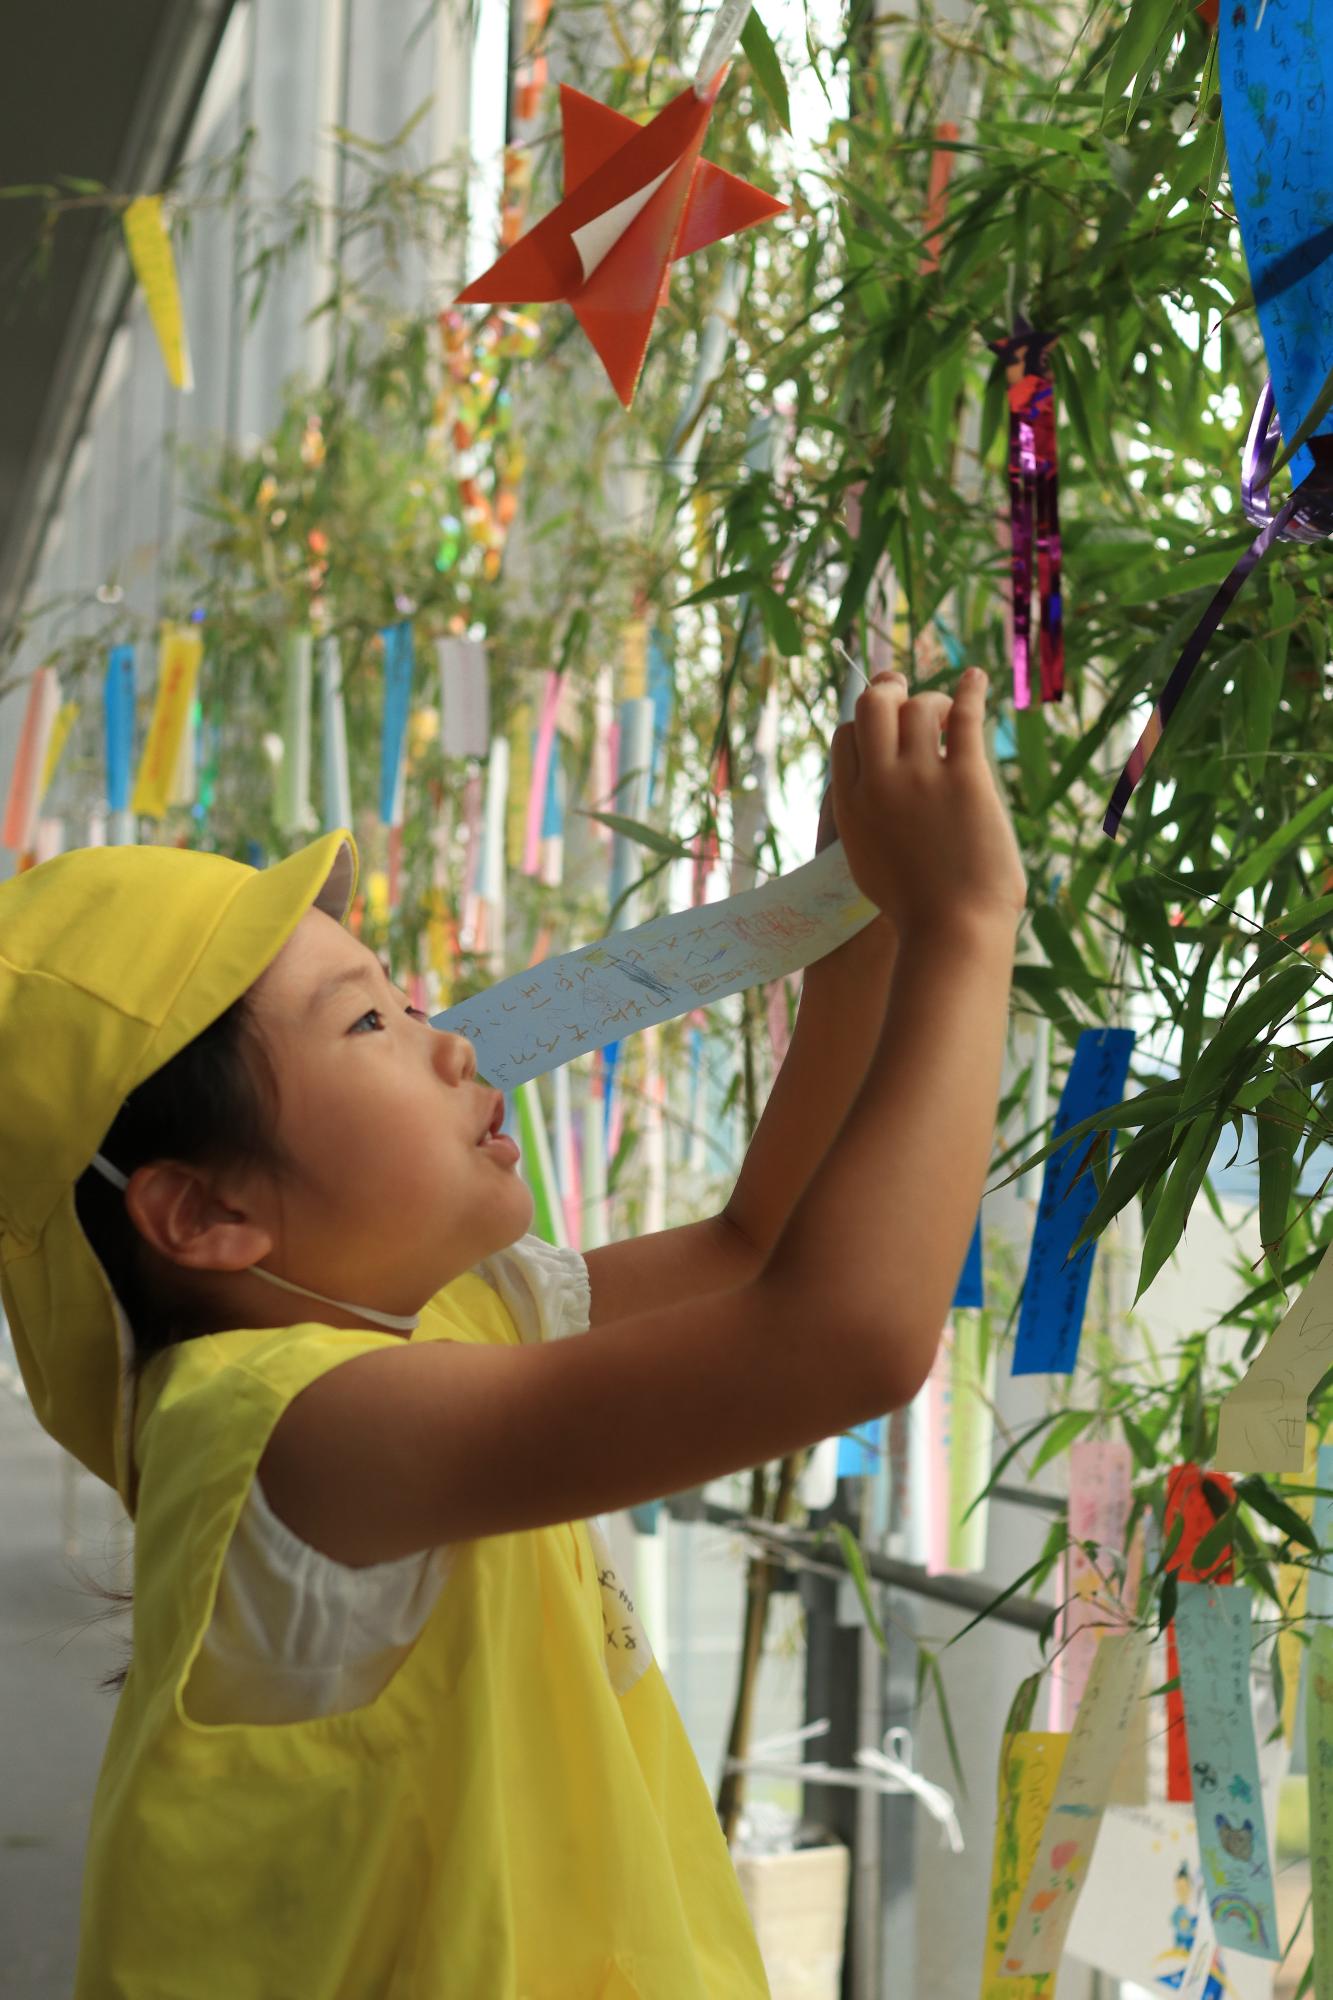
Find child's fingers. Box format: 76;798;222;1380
829;718;859;793
944;667;988;765
897;692;954;764
853;675;906;768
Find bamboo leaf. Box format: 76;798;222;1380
1136;1114;1225;1300
1179;961;1321;1113
1257;1105;1301;1284
579;811;694;860
1030;1409;1099;1476
1218;780;1333;905
1237;1476;1321;1553
832;1523;887;1651
739;10;792;132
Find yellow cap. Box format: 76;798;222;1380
0;829;358;1514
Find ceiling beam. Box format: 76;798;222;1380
0;0;238;645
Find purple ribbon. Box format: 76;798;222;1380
1103;395;1333;840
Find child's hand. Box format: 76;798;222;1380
830;668;1027;939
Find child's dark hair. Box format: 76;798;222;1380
73;990;291;1367
71;991;290;1694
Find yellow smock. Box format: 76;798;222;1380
75;1269;773;2000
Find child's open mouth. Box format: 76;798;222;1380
476;1093;519;1164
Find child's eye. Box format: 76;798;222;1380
350;1005;429;1034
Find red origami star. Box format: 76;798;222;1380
457;71;787;407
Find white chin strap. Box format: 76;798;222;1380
89;1152;420;1334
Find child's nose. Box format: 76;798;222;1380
435;1031;477;1087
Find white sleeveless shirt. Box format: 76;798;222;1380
185;1235;591;1725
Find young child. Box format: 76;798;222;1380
1;666;1024;1998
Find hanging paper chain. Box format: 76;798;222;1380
990;321;1064;712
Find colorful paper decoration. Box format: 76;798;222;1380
476;734;510;968
40;700;78;802
1001;1628;1150;1978
1;668;60;853
886;1397;930;1566
1290;1440;1333;1775
277;632;312;837
924;1332;955;1575
103;646;136;825
1173;1583;1280;1962
1216;1231;1333;1474
981;1732;1069;1998
1011;1027;1135;1376
581;1054;610;1250
433;840;877;1088
1066;1775;1287;2000
1307;1625;1333;1998
1164;1463;1236;1804
1049;1441;1135;1733
169;694;200;810
989;320;1063;711
318;635;353;835
1222;3;1333;491
955;1212;984;1309
456;67;785;406
131;624;202;820
122;195;192;391
378;622;414;826
919;121;959;275
946;1314;996;1574
551;1062;580;1248
437;635;491;761
608;697;656;924
522;672;562;876
514;1080;570;1249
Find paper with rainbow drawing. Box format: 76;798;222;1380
1173;1583;1280;1962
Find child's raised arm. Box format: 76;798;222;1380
260;669;1027;1565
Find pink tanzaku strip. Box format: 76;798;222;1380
523;670;563;876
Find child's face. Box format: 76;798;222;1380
242;908;534;1317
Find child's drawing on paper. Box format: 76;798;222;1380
1154;1863;1236;1997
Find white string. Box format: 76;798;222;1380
833;638;872;689
693;0;752;94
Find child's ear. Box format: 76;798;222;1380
123;1161;274;1275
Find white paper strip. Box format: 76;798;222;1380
278;631;313;836
437;635;490;761
1001;1627;1152;1978
319;635;353;835
572;166;673;280
433;841;876;1087
608;696;656;927
581;1071;609;1250
1216;1231;1333;1472
694;0;752;90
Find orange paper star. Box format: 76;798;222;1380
457;74;786;407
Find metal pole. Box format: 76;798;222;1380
697;1500;1052;1635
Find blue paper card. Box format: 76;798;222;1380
103;645;136;814
541;744;564;840
954;1213;984;1310
647;626;673;806
838;1418;882;1479
1220;2;1333;486
1012;1026;1135;1376
1174;1581;1281;1963
378;621;415;824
